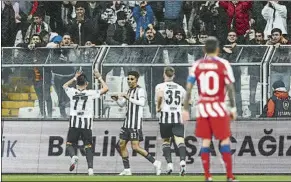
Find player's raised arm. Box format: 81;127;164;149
63;70;82;89
94;70;109;95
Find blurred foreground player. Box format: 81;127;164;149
182;37;238;181
63;70;108;175
155;67;187;175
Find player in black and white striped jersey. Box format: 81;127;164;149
63;70;108;176
111;71;162;176
155;67;187;176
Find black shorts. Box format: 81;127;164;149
119;127;144;142
66;127;93;146
159;123;184;139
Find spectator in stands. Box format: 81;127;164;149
266;28;290;45
199;1;221;36
133;1;154;40
267;28;291;92
87;1;105;21
147;1;164;28
164;0;183;28
25;11;51;44
250;1;266;33
286;1;291;41
165;24;175;45
135;24;165;45
1;1;21;47
106;11;135;45
25;0;45;23
18;34;52;118
45;1;63;34
245;30;266;117
49;33;78;118
101;1;134;28
46;33;62;48
173;28;188;45
261;80;291;118
62;1;77;25
171;27;190;88
87;1;107;42
219;1;252;42
262;1;287;41
63;1;80;23
66;1;100;45
221;30;243;117
194;32;209;45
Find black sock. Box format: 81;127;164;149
122;157;130;169
145;153;155;164
85;147;94;169
66;145;75;158
162;143;172;163
178;143;186;161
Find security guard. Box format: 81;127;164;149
263;80;291;117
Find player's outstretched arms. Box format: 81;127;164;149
94;70;109;95
226;83;237;120
63;70;82;89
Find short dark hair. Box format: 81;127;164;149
271;28;282;35
164;67;175;78
77;73;88;86
63;32;71;37
128;71;139;80
31;34;40;38
75;1;87;9
228;29;237;35
204;36;220;54
34;10;43;19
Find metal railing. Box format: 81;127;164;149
1;45;290;120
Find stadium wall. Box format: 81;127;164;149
2;119;291;174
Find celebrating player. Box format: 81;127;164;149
63;70;109;175
155;67;187;175
182;37;237;182
112;71;162;176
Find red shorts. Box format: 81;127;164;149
195;116;231;140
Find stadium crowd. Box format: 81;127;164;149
2;0;291;47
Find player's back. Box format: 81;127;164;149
68;88;100;118
194;56;234;103
156;81;185;123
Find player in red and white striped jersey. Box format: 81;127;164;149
182;37;238;182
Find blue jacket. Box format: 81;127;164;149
133;5;154;40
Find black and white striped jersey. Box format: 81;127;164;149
155;82;186;124
117;86;146;130
64;87;101;130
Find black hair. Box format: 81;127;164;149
228;29;237;35
128;71;139;80
271;28;282;35
75;1;87;9
77;73;88;86
204;36;220;54
63;32;71;37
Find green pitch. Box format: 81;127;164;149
2;175;291;181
